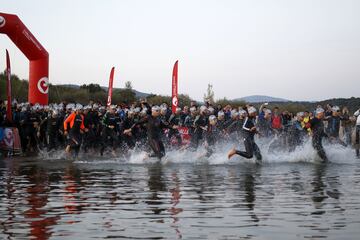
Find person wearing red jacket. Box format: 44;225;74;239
271;107;283;135
64;104;85;156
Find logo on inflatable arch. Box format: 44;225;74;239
172;96;178;107
37;77;49;94
0;16;6;28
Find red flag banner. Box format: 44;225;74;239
106;67;115;107
171;60;178;113
6;50;12;122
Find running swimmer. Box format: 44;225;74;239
64;104;86;157
204;115;219;157
124;106;170;160
100;105;120;156
309;107;328;162
227;106;262;162
354;108;360;158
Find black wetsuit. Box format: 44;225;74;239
190;114;208;149
180;112;189;125
310;117;328;162
68;114;84;156
82;112;97;152
38;111;48;147
46;116;61;151
18;111;28;153
282;113;292;133
205;124;219;157
287;121;307;152
217;119;226;131
100;112;120;155
168;113;182;146
122;116;136;149
132;115;168;159
25;111;40;151
234;116;262;161
356;125;360;157
226;118;244;141
184;115;198;149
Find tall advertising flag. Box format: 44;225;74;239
106;67;115;107
6;49;12;122
172;60;179;113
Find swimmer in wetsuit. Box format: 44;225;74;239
227;106;262;162
124;106;170;159
309;107;328;162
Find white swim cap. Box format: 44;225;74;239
248;106;257;114
76;104;83;110
315;107;325;114
152;106;160;112
264;109;272;114
190;107;197;112
66;103;74;110
297;112;305;117
200;106;207;113
209;115;217;122
231;110;239;117
332;106;340;112
84;105;92;110
239;110;247;116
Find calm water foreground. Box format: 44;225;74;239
0;154;360;240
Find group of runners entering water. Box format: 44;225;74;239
1;99;360;162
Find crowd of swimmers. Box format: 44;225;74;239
1;99;360;162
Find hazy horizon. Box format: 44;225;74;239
1;0;359;102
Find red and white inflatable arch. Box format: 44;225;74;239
0;12;49;105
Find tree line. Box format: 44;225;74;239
1;72;359;113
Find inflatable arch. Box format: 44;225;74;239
0;12;49;105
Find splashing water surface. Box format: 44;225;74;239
1;140;360;239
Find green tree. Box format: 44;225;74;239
125;81;133;90
146;94;193;107
0;71;28;102
112;88;136;105
215;98;246;108
203;83;215;103
80;83;103;93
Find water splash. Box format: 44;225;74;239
37;137;358;165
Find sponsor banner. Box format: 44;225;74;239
171;60;178;113
6;49;12;122
0;127;22;155
178;126;191;145
107;67;115;107
166;126;191;146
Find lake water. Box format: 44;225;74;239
0;143;360;239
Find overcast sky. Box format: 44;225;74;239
0;0;359;101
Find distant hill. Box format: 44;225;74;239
2;72;359;113
58;84;149;98
234;95;290;103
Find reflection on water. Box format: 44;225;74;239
0;158;360;239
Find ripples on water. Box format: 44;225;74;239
0;140;360;239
